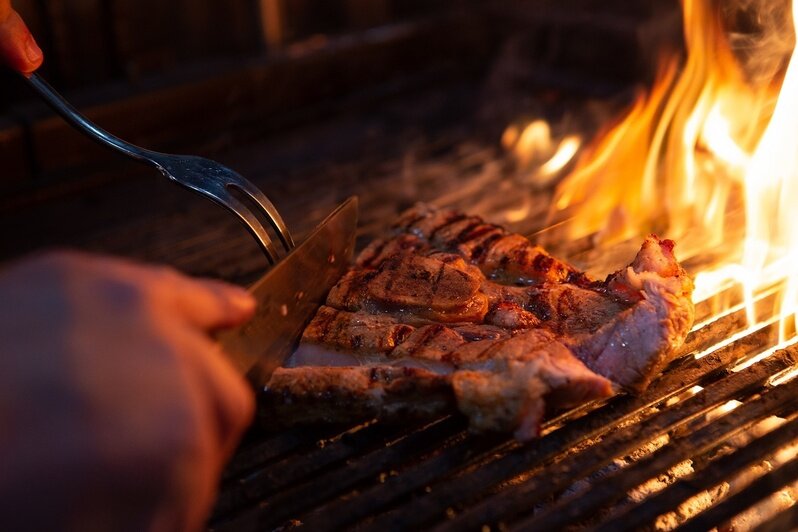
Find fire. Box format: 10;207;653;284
511;0;798;342
504;120;582;188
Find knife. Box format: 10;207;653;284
218;196;358;387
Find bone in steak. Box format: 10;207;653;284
262;203;695;440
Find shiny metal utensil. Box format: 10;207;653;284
218;196;358;386
23;73;294;265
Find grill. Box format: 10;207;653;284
5;1;798;530
206;250;798;531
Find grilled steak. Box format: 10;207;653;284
264;366;455;425
263;203;695;439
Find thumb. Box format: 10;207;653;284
0;6;42;74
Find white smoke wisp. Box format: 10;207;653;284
724;0;795;85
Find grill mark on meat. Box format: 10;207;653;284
396;212;428;232
395;325;414;344
333;270;378;310
565;270;593;287
470;233;503;262
553;288;578;334
382;263;400;293
369;367;380;382
316;307;338;340
465;335;508;362
361;239;389;268
351;335;364;349
499;248;512;269
462;224;499;244
526;296;553;322
428;213;467;241
329;312;352;345
357;270;379;304
404;324;448;357
556;288;577;317
430;262;447;298
448;221;482;248
532;253;555;274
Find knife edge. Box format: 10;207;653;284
218;197;358;386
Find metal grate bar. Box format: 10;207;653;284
296;430;509;531
515;375;798;530
215;420;410;518
595;412;798;532
212;416;466;531
432;350;797;531
752;504;798;532
676;454;798;531
357;327;776;531
221;425;343;481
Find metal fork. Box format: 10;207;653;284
23;73;295;265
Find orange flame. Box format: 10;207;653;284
540;0;797;337
551;0;773;248
504;120;583;187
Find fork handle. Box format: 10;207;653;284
23;73;156;165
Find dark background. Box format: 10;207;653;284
0;0;680;279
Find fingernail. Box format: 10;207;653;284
24;33;42;64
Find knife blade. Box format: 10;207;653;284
218;196;358;387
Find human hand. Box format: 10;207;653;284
0;0;42;74
0;251;256;532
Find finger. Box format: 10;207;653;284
179;330;255;455
163;330;255;531
0;6;42;74
69;253;256;331
162;274;256;330
27;250;255;331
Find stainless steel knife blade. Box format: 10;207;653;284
218;196;358;386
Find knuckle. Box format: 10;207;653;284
32;248;87;272
97;275;147;311
150;264;182;283
223;384;255;434
152;400;212;466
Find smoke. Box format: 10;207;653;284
722;0;796;85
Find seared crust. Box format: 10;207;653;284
302;306;414;354
327;255;489;323
394;203;579;285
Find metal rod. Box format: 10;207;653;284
595;414;798;532
433;350;797;532
23;73;156;165
519;379;798;530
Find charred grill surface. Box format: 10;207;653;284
199;181;793;530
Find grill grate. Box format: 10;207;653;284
208;295;798;532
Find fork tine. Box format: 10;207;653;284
209;187;282;265
227;179;295;253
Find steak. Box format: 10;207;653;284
262;203;695;439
